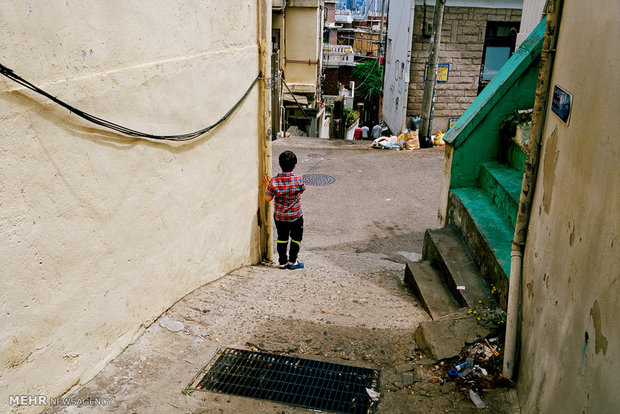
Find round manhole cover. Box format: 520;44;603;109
302;174;336;186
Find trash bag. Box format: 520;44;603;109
403;130;420;150
433;130;445;146
372;136;399;149
408;115;421;131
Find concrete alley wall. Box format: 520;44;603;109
0;1;262;412
517;0;620;412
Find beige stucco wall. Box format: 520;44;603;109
0;1;261;412
517;1;620;412
273;10;285;70
285;6;321;92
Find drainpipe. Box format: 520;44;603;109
503;0;564;380
258;0;273;262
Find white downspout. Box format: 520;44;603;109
503;0;563;380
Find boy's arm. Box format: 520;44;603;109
299;177;306;194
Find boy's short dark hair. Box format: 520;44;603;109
279;150;297;172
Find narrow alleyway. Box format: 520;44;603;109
45;137;515;413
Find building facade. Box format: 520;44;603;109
0;1;270;412
383;0;523;135
436;0;619;410
273;0;324;136
407;4;521;133
516;0;620;411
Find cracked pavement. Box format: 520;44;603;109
45;138;517;413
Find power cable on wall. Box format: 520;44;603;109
0;62;260;142
281;78;309;117
354;56;380;91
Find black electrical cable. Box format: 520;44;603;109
0;62;260;142
354;57;380;91
281;78;309;117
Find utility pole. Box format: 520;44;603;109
418;0;446;147
378;0;387;57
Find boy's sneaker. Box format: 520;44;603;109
279;263;288;269
286;260;304;270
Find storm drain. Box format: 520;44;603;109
187;348;380;414
303;173;336;186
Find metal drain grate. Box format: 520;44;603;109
302;173;336;186
187;348;380;414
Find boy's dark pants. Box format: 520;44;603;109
274;216;303;265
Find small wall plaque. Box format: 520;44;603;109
551;85;572;125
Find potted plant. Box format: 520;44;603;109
344;108;360;140
500;109;533;151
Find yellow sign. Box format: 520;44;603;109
424;63;450;82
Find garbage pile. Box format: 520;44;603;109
414;334;511;409
371;129;445;150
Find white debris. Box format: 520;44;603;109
366;388;380;401
159;315;184;332
397;251;422;261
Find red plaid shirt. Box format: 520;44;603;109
265;172;305;222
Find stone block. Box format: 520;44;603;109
458;34;479;44
466;43;484;51
415;310;493;360
461;25;482;35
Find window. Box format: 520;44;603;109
482;46;512;81
478;22;520;94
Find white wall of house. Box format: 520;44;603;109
285;4;322;94
0;1;262;412
518;0;620;412
382;0;416;135
516;0;546;47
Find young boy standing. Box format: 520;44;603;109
263;150;306;269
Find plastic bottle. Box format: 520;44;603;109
455;357;474;377
455;360;471;372
469;389;487;409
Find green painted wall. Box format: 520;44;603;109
449;55;540;188
443;18;546;189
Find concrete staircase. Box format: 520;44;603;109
406;143;525;318
404;224;501;359
404;225;497;321
405;153;523;321
405;19;546;321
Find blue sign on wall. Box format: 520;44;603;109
551;85;572;125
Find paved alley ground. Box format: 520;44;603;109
45;137;517;413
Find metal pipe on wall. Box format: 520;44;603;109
258;0;273;262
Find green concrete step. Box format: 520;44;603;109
422;226;496;310
479;161;523;228
447;188;514;308
505;140;526;172
404;260;461;320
